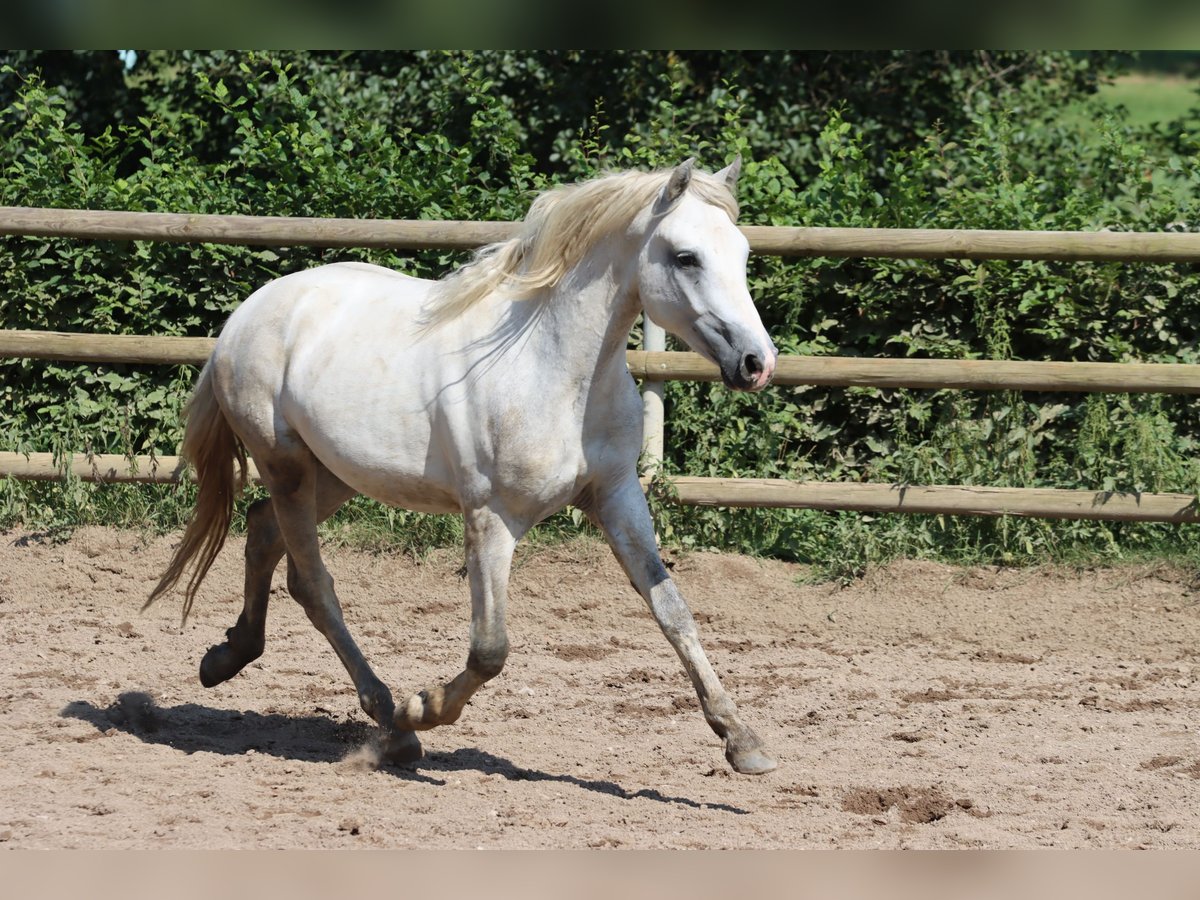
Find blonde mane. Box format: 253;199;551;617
424;166;739;324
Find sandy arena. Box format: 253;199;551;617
2;525;1199;849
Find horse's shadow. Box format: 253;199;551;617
61;692;748;814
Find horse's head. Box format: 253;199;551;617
636;157;777;392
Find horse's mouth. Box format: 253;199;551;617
721;362;775;392
717;344;776;392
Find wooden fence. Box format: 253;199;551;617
8;205;1200;261
2;206;1199;523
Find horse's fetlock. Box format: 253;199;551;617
468;641;509;680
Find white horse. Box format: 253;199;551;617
147;158;780;774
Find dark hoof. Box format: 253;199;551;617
727;745;778;775
382;729;424;765
199;642;260;688
360;686;396;729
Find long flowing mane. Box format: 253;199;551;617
423;166;739;324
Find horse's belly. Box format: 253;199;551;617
312;445;463;514
352;471;462;514
291;407;463;514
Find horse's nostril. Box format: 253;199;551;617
743;353;763;377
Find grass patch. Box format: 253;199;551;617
1096;74;1200;127
1059;73;1200;139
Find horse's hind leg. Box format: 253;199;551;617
394;504;519;731
198;466;356;688
197;496;278;687
236;445;417;756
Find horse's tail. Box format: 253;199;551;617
144;362;247;625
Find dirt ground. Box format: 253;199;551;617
2;524;1200;849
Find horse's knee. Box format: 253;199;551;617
468;639;509;681
285;558;329;601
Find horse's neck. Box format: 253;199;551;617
528;254;641;385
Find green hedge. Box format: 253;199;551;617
1;51;1197;572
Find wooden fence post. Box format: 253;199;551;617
640;316;667;479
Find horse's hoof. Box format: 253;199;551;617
727;745;778;775
199;644;249;688
382;729;423;765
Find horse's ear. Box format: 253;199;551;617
662;158;695;206
715;155;742;194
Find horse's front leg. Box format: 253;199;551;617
592;474;777;774
394;504;518;731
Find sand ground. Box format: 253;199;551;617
2;526;1199;849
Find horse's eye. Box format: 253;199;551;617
673;251;700;269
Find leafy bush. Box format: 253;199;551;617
0;54;543;544
657;105;1200;570
1;51;1197;571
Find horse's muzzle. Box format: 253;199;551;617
692;316;777;393
722;346;777;392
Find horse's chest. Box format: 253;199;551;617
489;414;584;499
484;393;637;504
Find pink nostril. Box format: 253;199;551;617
737;346;777;390
760;353;777;386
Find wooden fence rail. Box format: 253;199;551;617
7;205;1200;261
0;206;516;250
5;330;1200;395
4;452;1196;523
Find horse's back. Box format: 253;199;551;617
320;261;428;284
215;261;433;361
